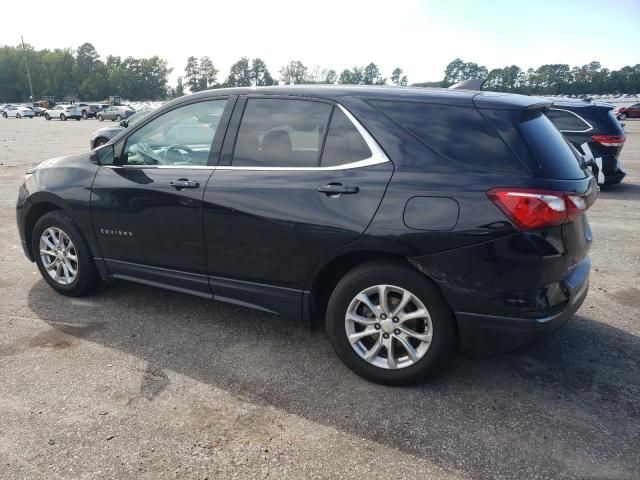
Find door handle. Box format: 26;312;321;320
169;179;200;189
317;183;360;196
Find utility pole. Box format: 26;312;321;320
20;36;35;104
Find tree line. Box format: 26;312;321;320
1;42;638;102
415;58;640;95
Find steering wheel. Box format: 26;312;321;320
129;142;161;165
164;144;195;164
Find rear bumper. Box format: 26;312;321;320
455;257;590;351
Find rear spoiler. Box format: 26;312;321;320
448;78;487;91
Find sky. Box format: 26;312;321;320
1;0;638;85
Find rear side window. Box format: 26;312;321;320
546;108;591;132
233;98;332;167
368;100;520;173
321;108;371;167
519;111;586;180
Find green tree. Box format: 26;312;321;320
199;56;218;89
226;57;252;87
250;58;273;86
76;42;99;73
363;62;382;85
279;60;307;84
184;56;201;92
391;67;403;86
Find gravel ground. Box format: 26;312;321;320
0;116;638;480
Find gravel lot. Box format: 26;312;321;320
1;117;638;480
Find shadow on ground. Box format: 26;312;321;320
25;280;640;479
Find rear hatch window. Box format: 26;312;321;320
519;111;587;180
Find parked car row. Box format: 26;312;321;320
1;102;136;121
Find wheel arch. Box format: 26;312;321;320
304;249;414;328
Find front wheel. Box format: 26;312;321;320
16;113;21;119
60;114;67;121
98;115;103;122
94;137;108;148
2;112;7;118
618;113;627;120
45;113;51;120
75;117;81;121
82;111;88;119
115;114;122;121
326;261;455;385
32;211;100;296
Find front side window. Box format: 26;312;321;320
233;98;332;167
123;99;227;166
546;108;591;132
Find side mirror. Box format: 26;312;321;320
119;119;128;127
90;144;115;165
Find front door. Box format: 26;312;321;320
91;98;232;296
202;97;394;314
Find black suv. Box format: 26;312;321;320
16;86;597;384
545;99;626;184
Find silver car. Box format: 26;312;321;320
90;110;151;148
2;105;35;118
96;105;136;122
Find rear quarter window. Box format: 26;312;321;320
546;108;592;132
367;100;523;174
519;111;587;180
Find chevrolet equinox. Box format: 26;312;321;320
17;86;597;384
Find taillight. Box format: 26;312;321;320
591;134;626;147
487;188;591;230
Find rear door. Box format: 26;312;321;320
202;96;394;314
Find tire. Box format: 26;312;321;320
16;113;22;119
326;261;455;385
94;138;108;148
32;211;100;296
618;113;627;120
98;115;103;122
2;112;7;118
75;117;81;121
115;114;122;121
82;111;88;119
60;114;67;121
45;113;51;121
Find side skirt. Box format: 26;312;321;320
102;259;305;319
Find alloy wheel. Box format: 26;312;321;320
39;227;79;285
345;284;433;369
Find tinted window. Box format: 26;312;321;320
233;99;332;167
546;109;591;132
124;99;227;166
368;100;519;173
321;108;371;167
520;111;586;180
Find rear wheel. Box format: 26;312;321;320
115;114;122;121
618;113;627;120
16;113;21;119
326;261;455;385
75;117;81;121
98;115;103;122
45;113;51;120
60;113;67;121
2;112;7;118
32;211;100;296
82;111;88;119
